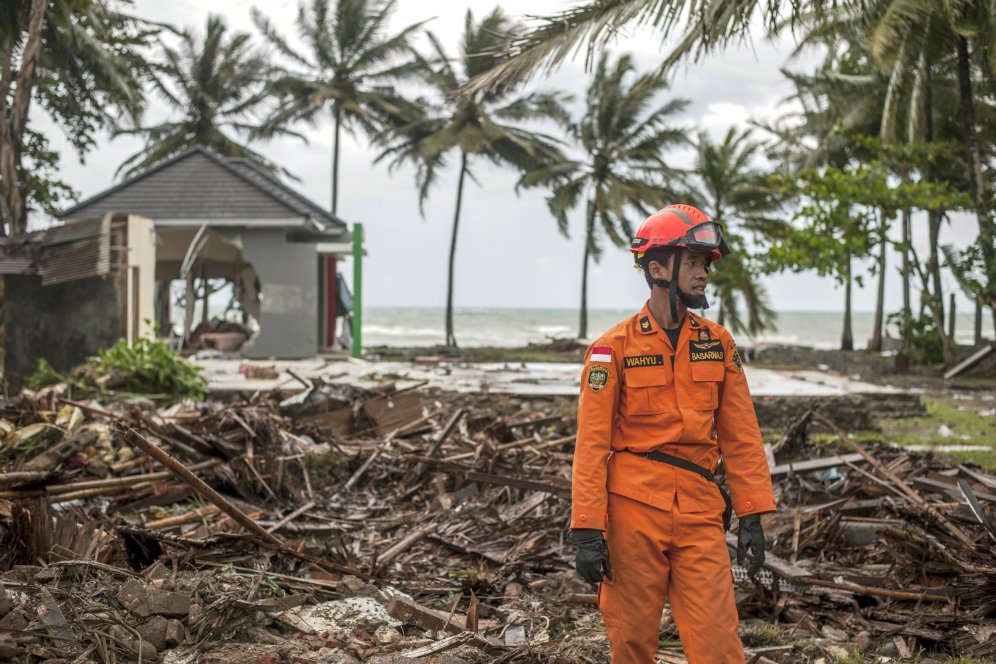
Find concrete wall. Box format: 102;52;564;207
5;274;124;391
219;228;318;358
126;216;157;342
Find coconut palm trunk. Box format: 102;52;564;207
869;209;888;351
920;74;954;365
842;254;854;351
954;36;996;335
899;166;911;334
578;199;595;339
332;104;342;215
445;153;468;347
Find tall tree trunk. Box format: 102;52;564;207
928;211;944;322
948;293;956;343
955;36;996;330
868;210;888;351
926;210;953;364
445;153;468;348
900;175;911;334
331;104;342;215
578;199;594;339
0;0;47;236
975;299;983;345
842;254;853;351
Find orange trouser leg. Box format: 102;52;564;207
667;498;745;664
599;493;671;664
599;493;745;664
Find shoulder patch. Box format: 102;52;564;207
731;342;743;373
587;365;609;392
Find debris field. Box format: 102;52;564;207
1;373;994;663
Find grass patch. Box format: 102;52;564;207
738;621;786;647
798;394;996;471
879;395;996;470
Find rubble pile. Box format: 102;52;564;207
0;377;994;663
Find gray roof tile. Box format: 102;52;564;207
59;147;346;231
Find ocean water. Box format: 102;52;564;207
364;307;994;349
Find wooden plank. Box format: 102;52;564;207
770;453;865;477
465;471;570;495
297;405;354;436
363;391;424;436
725;533;812;580
957;479;996;541
796;577;951;603
944;343;995;380
266;500;317;534
913;476;996;503
958;465;996;490
811;412;975;547
410;455;570;494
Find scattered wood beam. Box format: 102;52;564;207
811;411;975;547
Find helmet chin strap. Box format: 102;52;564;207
651;248;710;322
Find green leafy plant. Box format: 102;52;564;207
83;337;207;400
26;358;66;390
26;321;204;401
888;312;944;366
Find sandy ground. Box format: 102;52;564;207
197;357;898;397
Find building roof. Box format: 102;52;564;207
0;215;113;285
59;146;347;235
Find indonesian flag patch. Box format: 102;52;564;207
590;346;612;363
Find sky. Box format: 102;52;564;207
30;0;987;317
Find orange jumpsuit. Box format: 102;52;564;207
571;302;776;663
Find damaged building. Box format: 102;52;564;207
1;146;360;388
58;146;357;359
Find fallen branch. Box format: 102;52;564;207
811;411;975;547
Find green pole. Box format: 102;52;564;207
352;223;363;359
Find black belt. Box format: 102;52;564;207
627;450;733;531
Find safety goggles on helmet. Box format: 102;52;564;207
667;221;730;257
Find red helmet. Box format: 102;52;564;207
629;204;728;263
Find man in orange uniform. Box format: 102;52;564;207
568;204;776;663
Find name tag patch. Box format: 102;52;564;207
624;354;664;369
689;339;724;363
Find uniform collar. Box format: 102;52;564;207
638;302;705;351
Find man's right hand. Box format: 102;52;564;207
568;529;612;583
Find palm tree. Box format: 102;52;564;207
1;0;150;235
377;8;567;347
252;0;426;214
116;15;279;178
459;0;831;95
860;0;996;334
520;52;687;339
688;127;781;337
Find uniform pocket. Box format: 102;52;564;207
689;361;723;410
624;367;668;415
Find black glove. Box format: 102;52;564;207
568;528;612;583
737;514;765;578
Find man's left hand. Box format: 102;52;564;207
736;514;765;577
